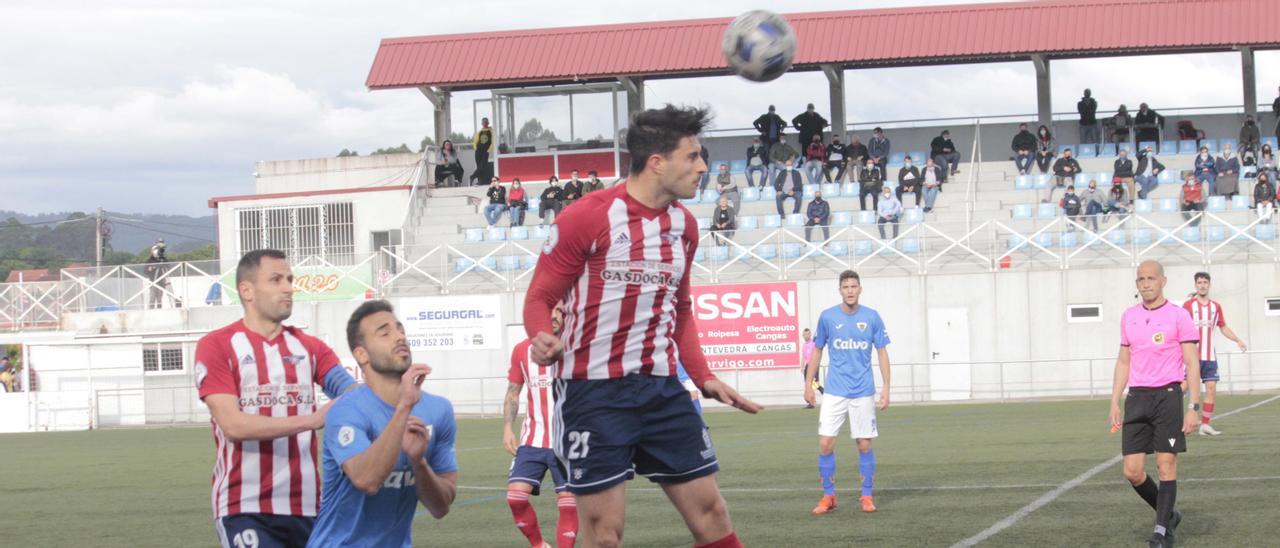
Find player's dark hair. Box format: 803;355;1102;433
346;299;396;352
1194;271;1211;282
236;249;288;287
627;104;711;174
839;270;860;285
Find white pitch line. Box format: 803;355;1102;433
950;394;1280;548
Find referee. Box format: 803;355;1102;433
1109;260;1202;548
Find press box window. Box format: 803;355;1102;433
1067;304;1102;323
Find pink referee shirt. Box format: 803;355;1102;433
1120;300;1199;388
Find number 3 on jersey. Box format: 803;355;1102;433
567;431;591;459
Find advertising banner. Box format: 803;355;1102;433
691;282;800;371
399;295;503;351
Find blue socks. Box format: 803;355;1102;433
818;453;836;496
859;450;876;497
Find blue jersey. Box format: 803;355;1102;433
308;385;458;548
813;304;890;399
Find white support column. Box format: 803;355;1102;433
619;76;645;118
821;64;846;138
419;86;452;146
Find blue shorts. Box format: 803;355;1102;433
556;374;718;495
508;445;567;496
216;513;314;548
1200;360;1220;382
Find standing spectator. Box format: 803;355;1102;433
769;136;799;184
930;130;961;176
711;197;736;243
824;135;849;183
472;117;495;185
584;171;605;194
1035;125;1056;174
1274;85;1280;139
792;103;829;151
875;186;902;240
1061;185;1083;231
753;105;788;161
1181;173;1207;227
1078;89;1099;154
1253;172;1276;223
804;190;831;242
846;134;869;182
698;144;711;193
144;240;172;309
896;156;921;207
921;157;944;213
858;158;883;211
867;127;891;175
539;176;564;225
1133;103;1162;145
563;170;584;207
1134;145;1166;200
483;177;507;227
1081;179;1107;231
1239;115;1261;155
1105;178;1130;222
435;140;464;186
1194;146;1217;195
1114;148;1136;204
507;179;528;226
1011;123;1037;175
716;163;741;213
1111;105;1133;146
1049;148;1081;203
746;137;768;188
1215;144;1240;198
804;135;827;185
774;159;803;216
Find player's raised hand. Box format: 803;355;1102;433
309;396;339;429
502;427;519;456
399;363;432;408
530;331;563;366
702;379;763;414
403;416;432;462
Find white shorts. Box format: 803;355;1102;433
818;394;878;439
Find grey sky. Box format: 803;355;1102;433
2;0;1277;216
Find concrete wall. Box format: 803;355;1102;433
254;153;425;194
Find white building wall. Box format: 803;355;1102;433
254;153;424;194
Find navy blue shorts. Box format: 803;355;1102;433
216;513;314;548
556;374;718;495
508;445;567;496
1200;360;1220;382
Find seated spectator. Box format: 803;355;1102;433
1035;125;1055;174
1181;173;1206;227
1254;172;1276;223
1194;146;1217;194
846;134;869;182
539;176;564;225
1134;145;1165;200
1011;123;1037;175
868;127;891;174
434;140;464;186
1215;144;1240;198
507;179;528;226
1060;185;1083;231
921;157;945;213
716;163;740;212
876;186;902;240
1048;149;1081;203
563;170;584;207
858;158;883;211
769;136;799;185
584;171;605;194
1133;103;1162;144
698;144;711;192
804;135;827;185
1110;105;1133;145
1240;115;1261;154
1113;148;1136;204
483;177;507;227
1259;144;1279;182
774;159;803;216
930;130;961;176
746;138;768;188
805;190;831;242
711;197;736;243
1081;179;1106;231
1105;178;1130;222
896;156;921;207
824;135;849;183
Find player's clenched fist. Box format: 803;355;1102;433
530;331;563;366
403;416;432;462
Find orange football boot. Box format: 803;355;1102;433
812;494;837;515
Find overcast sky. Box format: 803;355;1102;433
3;0;1278;216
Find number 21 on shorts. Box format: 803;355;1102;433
567;431;591;459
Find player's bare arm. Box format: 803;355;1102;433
804;347;824;406
1109;346;1131;429
1181;343;1201;433
403;416;457;518
876;346;891;410
1220;324;1247;352
342;363;431;495
204;393;329;443
502;382;523;455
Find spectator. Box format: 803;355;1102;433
1111;105;1133;145
876;186;902;240
1105;178;1130;222
1194;146;1217;194
1134;145;1166;200
1048;148;1081;203
804;190;831;242
823;135;849;183
144;240;172;309
1081;179;1107;231
483;177;507;227
1077;89;1099;154
921;157;945;213
804;134;827;185
1060;185;1083;231
711;197;736;243
506;179;528;226
1239;115;1261;155
846;134;870;182
435;140;464;186
768;136;799;184
1274;85;1280;138
584;171;605;194
1215;143;1241;198
716;163;741;212
1181;173;1206;227
1035;125;1055;174
0;357;12;393
753;105;788;161
746;137;768;188
1133;103;1162;144
858;158;883;211
774;158;803;216
1011;123;1037;175
1254;172;1276;223
792;103;829;151
539;176;564;225
563;170;584;207
1113;148;1136;204
868;127;891;174
472;117;494;185
1259;144;1278;182
896;156;921;207
930;130;961;176
698;144;711;192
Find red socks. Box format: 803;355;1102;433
695;532;743;548
507;490;542;546
556;494;579;548
1202;402;1214;425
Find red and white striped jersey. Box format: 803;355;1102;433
1182;298;1226;361
195;320;343;519
508;339;556;449
532;183;697;380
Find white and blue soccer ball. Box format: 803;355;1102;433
721;10;797;83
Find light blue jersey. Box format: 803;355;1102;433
813;304;890;399
308;385;458;548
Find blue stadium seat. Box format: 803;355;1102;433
739;215;759;230
903;209;924;224
701;188;720;203
1015;175;1032;190
755;245;777;260
786;214;805;227
509;226;529;240
1095;171;1113;186
1207;226;1226;242
828;241;849;256
1107;229;1127;245
832;211;853;226
1117;142;1135;157
901;192;917;206
454;258;475;273
1206;196;1227;212
857;210;876;225
1231;195;1251;210
1177;140;1197;155
1157;198;1178;213
1138;141;1157;154
1257;224;1276;240
1200;139;1218;154
1011;204;1033;219
463;228;484;242
709;246;729;261
531;225;550;240
761;186;777;200
1057;144;1074;156
694;247;706;262
729;159;748;174
1157;140;1177;156
910;151;928;165
821;183;841;197
1133;228;1153;245
1178;227;1201;243
520;255;538;269
842;181;860;197
696;217;712;230
486;227;507;241
1059;231;1078;248
1006;235;1028;250
1133;199;1152;213
782;243;802;258
1034;233;1054;248
1034;174;1050;189
1158;169;1180;183
802;184;818;199
498;255;521;272
900;238;921;253
1037;202;1058;218
741;186;760;202
762;214;783;229
481;257;498;270
527;197;541;211
887;152;906;167
1077;145;1097;159
1100;143;1118;157
854;240;874;256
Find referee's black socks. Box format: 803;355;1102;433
1154;480;1177;535
1131;475;1159;510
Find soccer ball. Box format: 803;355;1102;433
721;10;797;82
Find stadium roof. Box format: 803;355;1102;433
366;0;1280;92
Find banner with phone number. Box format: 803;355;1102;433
691;282;800;371
399;295;502;350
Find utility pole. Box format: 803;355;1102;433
95;207;103;268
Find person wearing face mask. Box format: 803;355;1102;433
1239;115;1261;155
1259;144;1279;183
921;157;944;213
930;130;961;177
1048;149;1080;203
563;170;584;208
1214;144;1240;198
1011;123;1037;175
1253;172;1276;223
1133;103;1162;145
712;196;737;244
1114;148;1136;204
774;159;804;216
716;163;740;213
875;186;902;240
846;134;870;182
858;158;884;211
1035;125;1055;174
746;138;768;188
1081;179;1107;232
1060;185;1083;231
1194;147;1217;195
896;156;921;207
868;128;891;175
824;135;849;183
1181;173;1207;227
584;171;605;194
792;103;829;153
1105;178;1130;222
805;134;828;185
539;176;564;225
1078;89;1100;155
805;191;831;242
769;136;799;187
483;177;508;228
507;179;528;227
754;104;788;161
1135;146;1166;200
1111;105;1133;146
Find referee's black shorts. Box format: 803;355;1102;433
1122;383;1186;455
